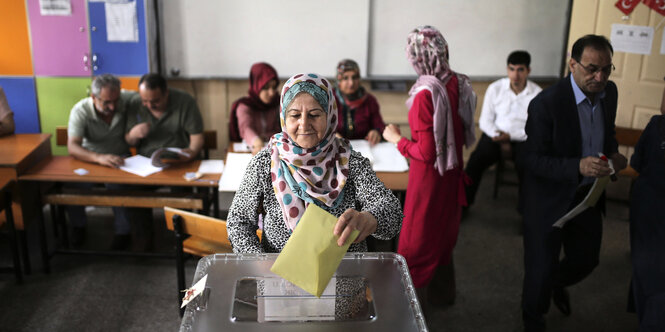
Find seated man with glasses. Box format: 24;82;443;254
520;34;627;331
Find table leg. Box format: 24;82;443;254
4;191;22;283
18;230;30;275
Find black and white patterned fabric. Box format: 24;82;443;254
227;149;403;253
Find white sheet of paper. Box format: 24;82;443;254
232;142;252;153
258;277;335;322
119;155;164;177
197;160;224;174
39;0;71;16
611;24;654;55
349;140;408;172
661;28;665;55
181;274;208;308
349;140;374;164
552;176;611;228
370;142;409;172
105;1;139;42
218;153;253;192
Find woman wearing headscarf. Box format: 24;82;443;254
227;73;402;254
229;62;281;154
334;59;385;145
383;26;476;307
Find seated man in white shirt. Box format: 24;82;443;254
464;51;542;210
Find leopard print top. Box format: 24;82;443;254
227;149;403;253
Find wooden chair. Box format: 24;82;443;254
0;180;22;283
614;126;643;179
163;206;262;315
493;143;519;199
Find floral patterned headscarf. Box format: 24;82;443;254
405;26;476;175
406;25;453;83
268;73;351;232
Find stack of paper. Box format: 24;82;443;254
349;140;409;172
218;153;254;191
119;155;164;177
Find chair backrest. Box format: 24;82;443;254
164;206;231;245
164;206;262;249
56;126;68;146
202;130;217;159
614;126;642;148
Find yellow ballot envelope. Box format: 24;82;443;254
270;204;359;298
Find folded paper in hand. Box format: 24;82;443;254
552;176;610;228
270;204;359;298
150;147;191;167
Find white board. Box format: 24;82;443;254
160;0;369;78
368;0;569;78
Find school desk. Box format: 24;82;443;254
0;133;52;273
19;155;220;273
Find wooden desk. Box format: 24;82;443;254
20;156;221;273
0;134;51;274
0;133;52;229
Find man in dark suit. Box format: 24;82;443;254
521;34;628;331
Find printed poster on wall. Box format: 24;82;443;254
610;24;654;55
105;1;139;42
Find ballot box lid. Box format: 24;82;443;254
179;252;427;332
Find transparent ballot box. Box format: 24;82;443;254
180;252;427;332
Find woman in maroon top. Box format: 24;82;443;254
383;26;476;308
229;62;281;154
334;59;385;145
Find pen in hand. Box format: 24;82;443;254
598;152;618;181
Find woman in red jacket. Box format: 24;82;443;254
383;26;476;308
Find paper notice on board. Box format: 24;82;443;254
105;1;139;42
610;24;654;55
39;0;71;16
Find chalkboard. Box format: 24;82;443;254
159;0;570;79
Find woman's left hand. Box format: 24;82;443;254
366;129;381;146
333;209;377;247
382;124;402;144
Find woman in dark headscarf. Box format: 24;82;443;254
227;73;402;254
334;59;385;145
383;26;476;307
229;62;281;154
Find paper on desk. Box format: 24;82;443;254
119;155;164;177
181;274;208;308
197;159;224;174
349;140;409;172
270;204;359;298
553;176;611;228
218;153;253;191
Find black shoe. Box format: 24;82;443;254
110;234;131;250
552;287;571;316
71;227;86;247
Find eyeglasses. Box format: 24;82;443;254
576;61;615;76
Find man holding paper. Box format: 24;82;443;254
521;35;627;331
125;73;204;161
66;74;137;249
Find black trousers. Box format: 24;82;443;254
464;133;525;205
521;185;603;329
